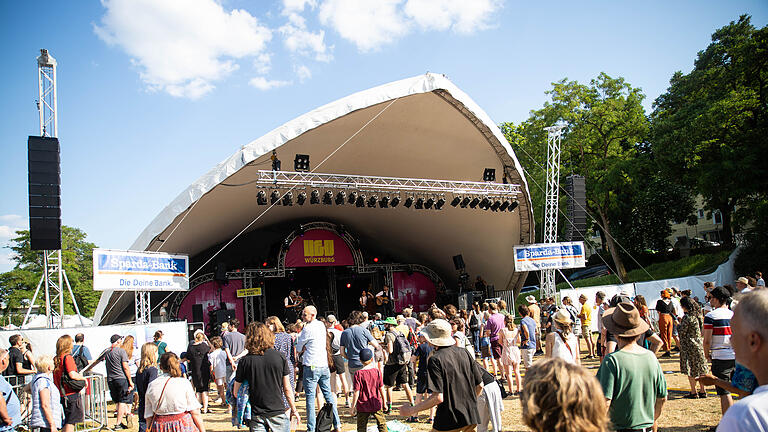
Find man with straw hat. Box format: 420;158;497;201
400;319;483;432
597;302;667;432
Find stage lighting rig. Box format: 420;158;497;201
282;192;293;206
404;197;413;208
310;190;320;204
451;197;461;207
415;198;424;209
270;190;280;204
294;154;310;172
271;150;281;171
297;191;307;205
348;191;358;204
356;194;366;208
323;190;333;205
424;198;434;209
435;197;446;210
469;197;480;208
335;191;346;205
480;197;491;210
508;201;519;212
499;200;510;211
257;190;267;205
379;196;389;208
367;196;378;208
490;200;501;211
390;196;400;207
483;168;495;182
460;197;470;208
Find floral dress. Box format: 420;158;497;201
273;331;296;410
678;312;709;377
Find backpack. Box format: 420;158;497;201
469;313;479;332
407;328;418;348
315;402;334;432
389;330;411;365
72;345;89;372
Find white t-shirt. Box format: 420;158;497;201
717;385;768;432
208;348;228;379
144;376;201;418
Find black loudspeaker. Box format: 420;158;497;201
565;175;587;241
28;136;61;250
192;304;204;323
452;254;465;271
214;262;228;282
215;309;235;326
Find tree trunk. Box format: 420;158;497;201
597;208;628;282
720;203;734;247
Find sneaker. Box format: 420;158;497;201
660;351;672;358
698;392;707;399
683;393;699;399
407;416;418;423
117;423;129;430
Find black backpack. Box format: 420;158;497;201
316;402;334;432
389;330;411;365
72;345;89;372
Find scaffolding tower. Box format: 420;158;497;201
541;125;565;299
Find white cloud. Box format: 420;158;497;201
279;13;333;62
0;215;27;273
295;65;312;81
282;0;317;14
254;53;273;75
317;0;501;51
249;77;291;90
95;0;272;99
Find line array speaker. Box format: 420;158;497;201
452;254;466;271
28;136;61;250
565;174;587;241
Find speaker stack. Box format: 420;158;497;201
565;174;587;241
28;136;62;251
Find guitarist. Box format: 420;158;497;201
375;285;394;317
284;291;301;323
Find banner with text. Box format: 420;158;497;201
93;249;189;291
285;229;354;267
513;242;586;272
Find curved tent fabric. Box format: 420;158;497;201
94;73;535;325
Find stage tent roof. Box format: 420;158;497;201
94;73;535;325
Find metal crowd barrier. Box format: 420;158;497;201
8;373;110;432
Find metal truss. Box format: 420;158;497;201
257;170;522;197
541;125;565;298
135;291;151;324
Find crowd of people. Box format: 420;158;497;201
1;273;767;432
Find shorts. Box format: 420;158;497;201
62;393;85;425
416;374;428;394
332;354;346;374
108;378;133;404
383;364;408;387
480;344;492;359
712;359;735;396
490;339;503;359
581;325;591;336
215;377;225;386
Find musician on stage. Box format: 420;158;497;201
359;289;373;310
375;285;394;316
284;290;301;323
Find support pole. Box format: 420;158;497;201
541;125;565;299
135;291;151;324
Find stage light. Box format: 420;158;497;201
415;198;424;209
271;150;281;171
404;197;413;208
356;194;365;207
297;225;305;236
373;257;379;263
323;190;333;205
346;283;352;288
390;196;400;207
460;197;470;208
297;191;307;205
435;197;446;210
294;154;310;172
483;168;496;182
367;196;378;208
490;200;501;211
499;200;510;211
451;197;461;207
469;197;480;208
379;196;389;208
271;190;280;204
480;197;491;210
262;262;268;267
424;198;434;209
348;191;357;204
336;191;346;205
310;190;320;204
282;192;293;206
508;201;519;212
257;190;267;205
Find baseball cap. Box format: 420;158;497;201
110;334;122;344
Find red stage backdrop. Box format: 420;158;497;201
393;271;436;312
178;280;245;332
285;229;354;267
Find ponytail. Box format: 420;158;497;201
159;352;182;378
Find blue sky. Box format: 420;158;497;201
1;0;766;272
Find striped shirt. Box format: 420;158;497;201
703;307;735;360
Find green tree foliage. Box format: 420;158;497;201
503;73;694;281
651;15;768;246
1;226;99;324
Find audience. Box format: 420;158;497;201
144;352;206;432
703;286;736;415
0;348;21;432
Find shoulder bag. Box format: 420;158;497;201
146;378;171;432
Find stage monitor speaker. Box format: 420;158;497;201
214;262;228;282
192;304;204;323
215;309;235;327
188;322;204;342
28;136;61;251
565;175;587;241
452;254;465;271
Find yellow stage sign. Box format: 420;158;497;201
236;287;262;298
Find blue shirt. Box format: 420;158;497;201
72;344;92;360
521;317;537;350
340;326;375;368
29;373;62;429
0;374;21;431
414;343;433;378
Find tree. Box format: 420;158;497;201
503;73;650;281
651;15;768;246
1;226;99;324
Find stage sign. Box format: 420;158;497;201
93;249;189;291
513;242;586;272
236;287;262;298
285;229;354;267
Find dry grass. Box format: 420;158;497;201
108;342;726;432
